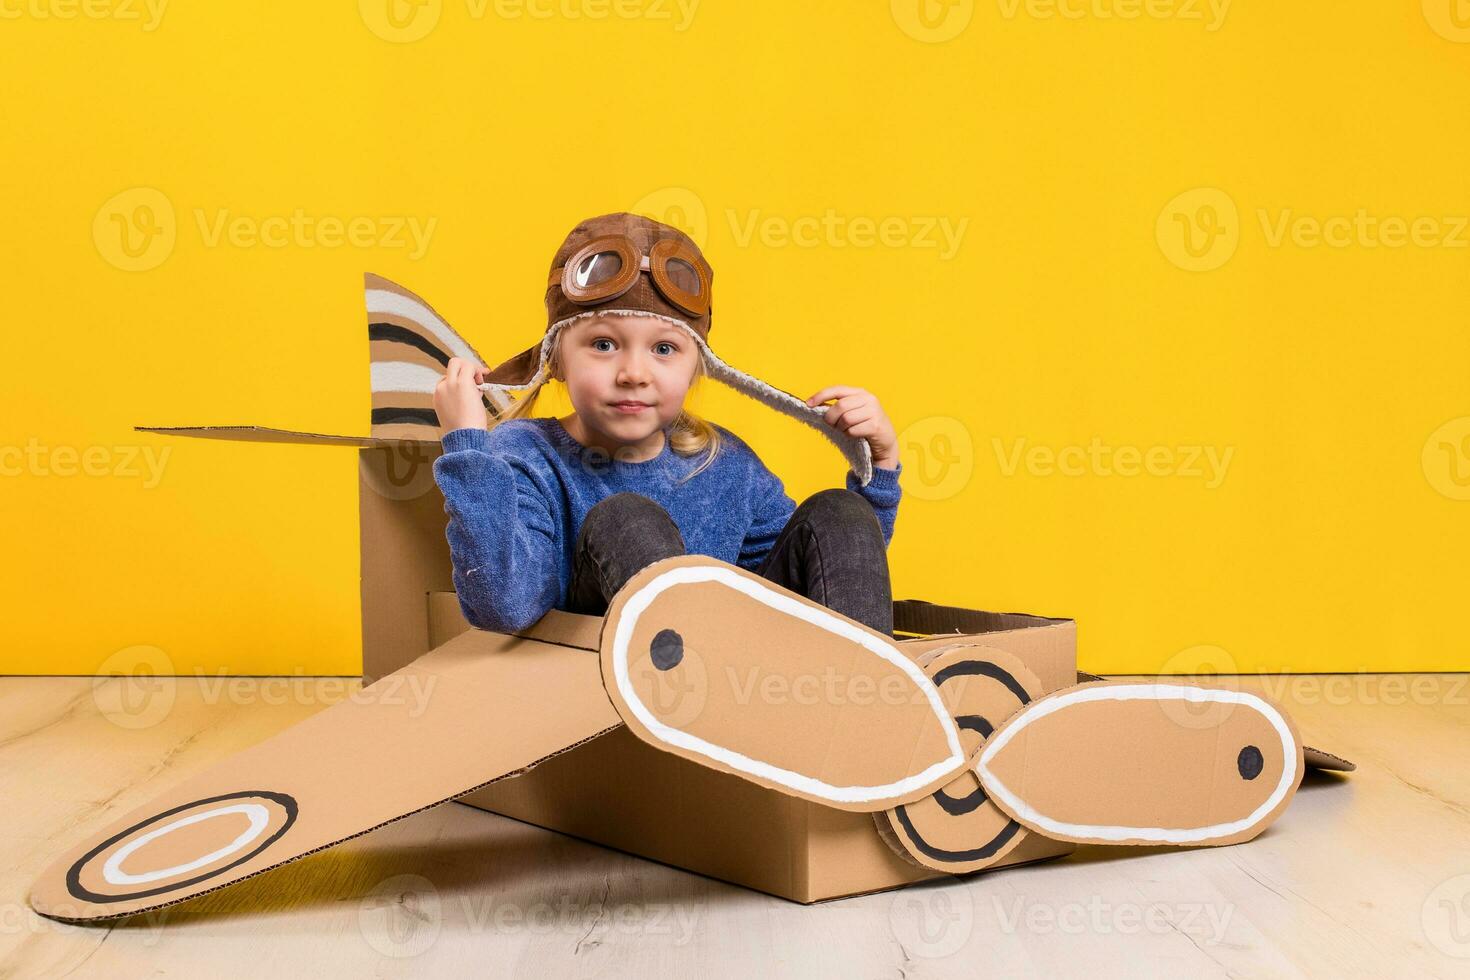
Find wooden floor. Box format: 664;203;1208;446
3;672;1467;979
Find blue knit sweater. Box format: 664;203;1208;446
431;417;903;633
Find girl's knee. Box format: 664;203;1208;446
796;488;880;529
585;492;685;547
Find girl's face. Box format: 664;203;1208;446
554;314;700;461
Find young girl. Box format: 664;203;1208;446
430;212;904;637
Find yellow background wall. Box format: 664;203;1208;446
2;2;1466;675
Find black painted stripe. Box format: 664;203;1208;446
893;804;1023;863
66;791;299;904
932;660;1033;705
370;323;497;414
933;782;988;816
956;715;994;738
369;322;451;366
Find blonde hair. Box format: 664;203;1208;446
489;324;724;484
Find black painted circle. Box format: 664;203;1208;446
888;655;1036;868
1237;745;1264;780
650;629;684;670
66;790;299;904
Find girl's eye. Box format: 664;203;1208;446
655;342;676;356
592;338;614;352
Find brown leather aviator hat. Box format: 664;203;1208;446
476;211;875;485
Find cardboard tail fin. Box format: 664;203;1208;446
28;628;620;923
364;272;515;443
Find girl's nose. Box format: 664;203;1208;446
617;354;652;384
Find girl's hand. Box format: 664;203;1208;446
806;385;900;470
434;356;490;438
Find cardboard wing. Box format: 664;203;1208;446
28;626;622;922
32;555;1348;923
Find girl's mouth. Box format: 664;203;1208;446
611;402;650;413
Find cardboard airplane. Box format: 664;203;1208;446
29;275;1355;922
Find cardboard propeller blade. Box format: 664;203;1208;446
29;629;621;923
875;646;1044;873
973;681;1306;847
599;555;969;811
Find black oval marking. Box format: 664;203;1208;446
1237;745;1264;780
66;790;299;904
650;629;684;671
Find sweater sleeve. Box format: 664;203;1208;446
431;426;564;634
848;461;903;546
736;446;905;571
736;457;798;573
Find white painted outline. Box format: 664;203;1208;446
975;684;1299;844
609;563;965;805
101;803;273;885
370;360;443;394
366;288;481;365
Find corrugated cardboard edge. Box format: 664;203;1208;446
134;424;434;448
1302;745;1356;772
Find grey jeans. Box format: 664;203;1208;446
564;489;895;637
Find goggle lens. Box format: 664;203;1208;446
663;256;702;296
573;250;623;289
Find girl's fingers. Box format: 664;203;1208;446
808;385;864;406
825;394;871;425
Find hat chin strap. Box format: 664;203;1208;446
696;340;875;488
482;310;875;486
